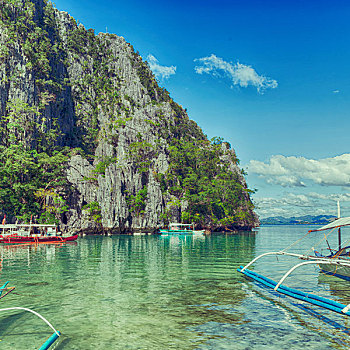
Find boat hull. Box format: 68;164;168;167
0;234;78;244
319;263;350;281
315;249;350;281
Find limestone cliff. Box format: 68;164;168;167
0;0;259;233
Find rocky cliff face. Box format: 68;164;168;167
0;0;259;233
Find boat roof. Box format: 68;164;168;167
309;217;350;232
0;224;17;229
1;224;56;228
169;223;193;226
16;224;56;227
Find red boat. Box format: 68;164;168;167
0;234;78;244
0;224;78;244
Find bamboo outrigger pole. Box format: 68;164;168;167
338;201;341;250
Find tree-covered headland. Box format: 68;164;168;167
0;0;258;232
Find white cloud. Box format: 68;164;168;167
248;154;350;187
333;90;340;93
147;54;176;80
194;54;278;93
254;192;350;218
308;192;350;202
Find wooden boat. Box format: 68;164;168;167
0;223;78;244
238;208;350;316
159;223;205;236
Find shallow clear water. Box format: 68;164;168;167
0;226;350;349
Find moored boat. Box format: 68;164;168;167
160;223;205;235
0;223;78;244
311;216;350;281
237;207;350;316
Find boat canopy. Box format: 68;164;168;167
169;223;193;226
1;224;56;228
0;224;17;229
309;217;350;232
16;224;57;228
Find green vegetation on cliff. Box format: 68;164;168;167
0;0;258;230
159;137;255;228
0;143;69;222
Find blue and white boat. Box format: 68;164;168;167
238;213;350;316
160;223;205;236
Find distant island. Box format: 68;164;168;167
260;215;337;225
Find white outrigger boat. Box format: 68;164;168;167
238;208;350;316
159;223;205;236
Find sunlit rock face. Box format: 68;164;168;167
0;0;258;233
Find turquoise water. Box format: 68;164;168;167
0;226;350;349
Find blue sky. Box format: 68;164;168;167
53;0;350;218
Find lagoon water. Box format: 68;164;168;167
1;226;350;349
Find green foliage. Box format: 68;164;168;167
124;94;139;112
181;211;192;224
211;136;224;145
35;188;69;224
0;143;69;222
154;172;167;193
156;137;256;227
1;0;67;91
145;119;159;127
92;156;117;176
0;98;61;152
66;27;124;154
83;201;102;223
129;135;156;174
126;186;148;217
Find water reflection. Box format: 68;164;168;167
0;233;257;349
238;226;350;350
318;273;350;308
2;229;347;349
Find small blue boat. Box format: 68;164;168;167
160;223;205;236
